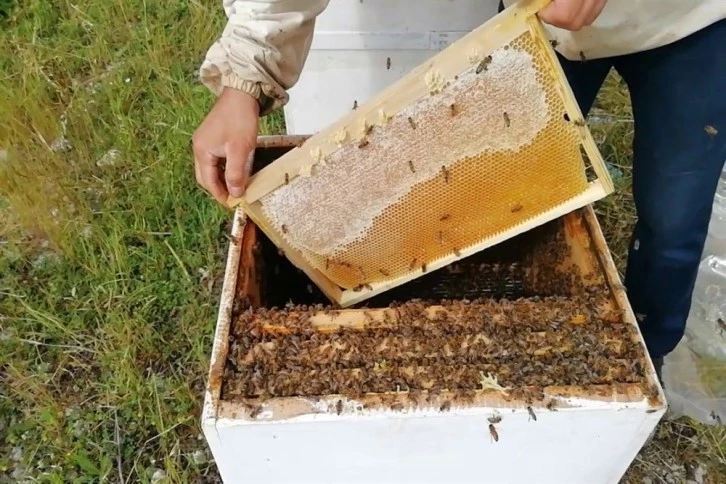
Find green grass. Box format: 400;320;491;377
0;2;723;482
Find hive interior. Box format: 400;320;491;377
221;173;655;413
249;24;607;292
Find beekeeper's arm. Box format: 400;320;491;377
193;0;330;205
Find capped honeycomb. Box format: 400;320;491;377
240;8;612;305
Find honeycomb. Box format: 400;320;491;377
257;29;597;291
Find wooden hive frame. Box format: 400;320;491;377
229;0;614;308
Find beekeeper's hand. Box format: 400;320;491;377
192;88;260;205
538;0;608;31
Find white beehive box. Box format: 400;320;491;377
202;136;667;484
283;0;501;134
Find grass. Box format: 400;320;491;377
0;1;723;482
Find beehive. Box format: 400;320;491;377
204;137;664;484
231;0;614;307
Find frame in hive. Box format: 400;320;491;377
207;201;664;426
230;0;615;308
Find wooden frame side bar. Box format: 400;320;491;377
526;17;615;195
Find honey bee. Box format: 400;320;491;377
439;400;452;412
453;247;461;257
546;400;557;411
408;117;417;130
570;314;587;324
710;410;722;425
574;118;586;127
717;318;725;336
476;55;492;74
705;125;719;137
386;57;391;70
421;262;427;273
224;234;240;245
527;406;537;422
363;283;373;291
353;100;358;110
409;258;418;271
336;399;343;415
284;172;289;185
489;423;499;442
379;268;390;277
358;139;370;148
550;39;559;48
511;203;523;213
408;160;416;173
503;112;510;127
440;214;450;222
579;51;587;62
487;415;502;424
450;103;458;116
249;405;263;419
281;224;288;234
364;123;374;136
441;166;450;183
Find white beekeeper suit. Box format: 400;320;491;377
198;0;726;115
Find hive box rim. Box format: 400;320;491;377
230;0;616;308
203;206;666;429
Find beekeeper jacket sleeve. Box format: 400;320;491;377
199;0;330;116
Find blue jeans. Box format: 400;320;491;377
498;4;726;358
